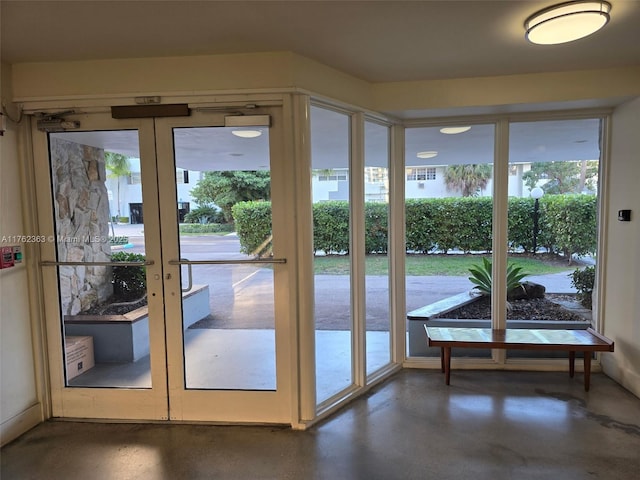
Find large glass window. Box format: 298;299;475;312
364;120;391;374
506;119;600;357
404;124;495;359
404;117;602;361
311;106;353;403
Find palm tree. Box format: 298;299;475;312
105;152;131;220
443;164;492;197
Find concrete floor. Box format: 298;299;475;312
3;370;639;480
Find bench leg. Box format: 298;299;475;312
440;347;445;373
584;352;592;392
444;347;451;385
569;351;575;378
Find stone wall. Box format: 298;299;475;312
50;137;113;315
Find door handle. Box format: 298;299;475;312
179;258;193;293
168;258;286;265
41;260;154;267
168;258;286;293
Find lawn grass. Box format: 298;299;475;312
314;253;573;276
178;231;232;236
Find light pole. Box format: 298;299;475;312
531;187;544;255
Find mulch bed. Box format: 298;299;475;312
81;297;148;316
436;293;588;321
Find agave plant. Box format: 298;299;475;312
468;257;528;296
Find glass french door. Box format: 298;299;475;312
155;108;292;422
35;106;292;423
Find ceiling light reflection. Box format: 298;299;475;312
440;126;472;135
231;130;262;138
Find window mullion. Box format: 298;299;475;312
492;119;510;334
350;112;366;387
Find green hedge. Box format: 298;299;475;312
313;201;351;254
232;201;273;255
179;223;235;234
111;251;146;300
232;195;597;259
543;194;597;258
365;202;389;254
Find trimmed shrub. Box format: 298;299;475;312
313;201;350;254
232;201;273;255
365;203;389;254
111;251;146;301
405;199;437;253
544;195;597;262
179;223;235;234
430;197;492;253
508;197;536;253
229;195;597;259
570;266;595;309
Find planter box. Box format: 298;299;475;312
64;284;210;363
407;291;591;358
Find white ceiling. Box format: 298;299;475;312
2;0;640;83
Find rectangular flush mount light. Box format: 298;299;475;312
224;115;271;128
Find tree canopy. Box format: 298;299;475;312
443;164;492;197
523;161;598;194
190;170;271;222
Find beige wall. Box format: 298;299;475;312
12;53;639;116
372;67;640;114
601;97;640;397
11;52;374;110
0;62;42;446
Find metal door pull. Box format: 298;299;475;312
168;258;286;265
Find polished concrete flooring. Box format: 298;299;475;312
3;369;640;480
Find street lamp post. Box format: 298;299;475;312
531;187;544;255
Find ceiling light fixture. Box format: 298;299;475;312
440;126;472;135
231;130;262;138
525;1;611;45
417;151;438;159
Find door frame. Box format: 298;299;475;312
32;103;297;423
33;113;170;420
155;105;294;423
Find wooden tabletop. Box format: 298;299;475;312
425;327;614;352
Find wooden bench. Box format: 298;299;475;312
425;326;614;391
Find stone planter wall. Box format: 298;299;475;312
50;137;112;315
